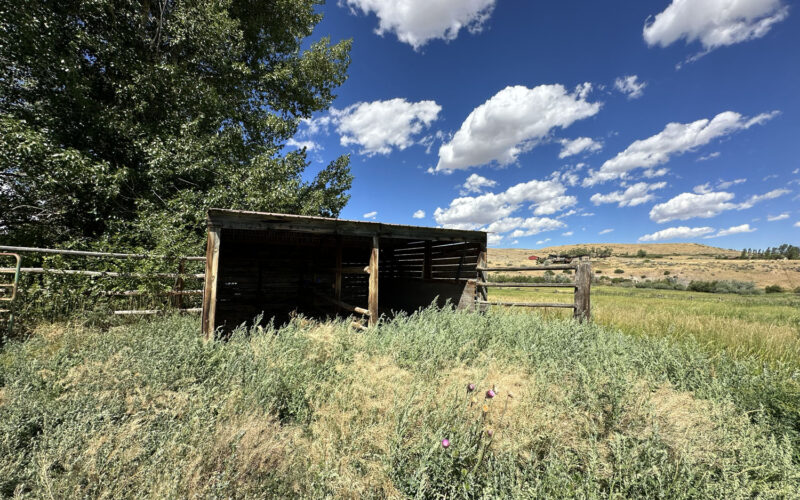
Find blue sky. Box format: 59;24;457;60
290;0;800;249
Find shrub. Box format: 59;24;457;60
688;280;760;295
765;285;784;294
635;279;686;291
794;286;800;294
636;249;647;258
614;269;625;274
663;271;670;276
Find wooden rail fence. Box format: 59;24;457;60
0;245;205;316
475;257;591;321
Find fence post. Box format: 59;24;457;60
173;258;185;311
475;241;488;312
573;257;591;322
202;225;221;340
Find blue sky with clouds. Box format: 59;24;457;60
289;0;800;249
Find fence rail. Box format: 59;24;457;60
475;257;591;321
0;245;206;261
0;246;206;320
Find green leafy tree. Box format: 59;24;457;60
0;0;352;254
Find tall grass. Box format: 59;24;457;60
1;309;798;498
490;285;800;364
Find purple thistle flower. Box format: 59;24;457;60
467;383;476;392
486;429;494;438
441;439;450;448
486;389;495;399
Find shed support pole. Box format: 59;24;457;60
202;225;221;340
335;239;342;303
368;235;379;326
423;241;432;280
573;257;591;322
476;242;488;312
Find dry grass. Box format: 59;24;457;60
489;244;800;289
2;313;799;497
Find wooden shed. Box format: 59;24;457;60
201;209;487;338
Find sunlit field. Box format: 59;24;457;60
2;306;799;497
489;285;800;364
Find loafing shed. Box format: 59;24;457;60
201;209;487;338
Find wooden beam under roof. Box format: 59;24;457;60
207;209;487;244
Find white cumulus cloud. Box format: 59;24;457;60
363;211;378;219
697;151;721;161
562;231;574;236
332;98;441;155
583;110;778;186
412;210;425;219
614;75;647;99
738;188;790;209
437;84;602;172
460;173;497;195
342;0;496;50
559;137;603;158
599;228;614;235
795;221;800;228
651;187;790;223
767;213;789;221
705;224;756;238
434;178;574;230
643;0;789;57
717;178;747;189
649;191;737;223
591;182;667;207
639;226;716;241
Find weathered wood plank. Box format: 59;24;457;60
0;244;204;261
476;245;488;312
368;236;379;326
477;264;576;271
313;291;370;316
0;268;204;279
477;282;577;288
423;241;432;279
335;241;342;303
477;300;575;308
573;258;592;322
114;308;202;315
202;226;221;340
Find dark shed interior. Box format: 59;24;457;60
202;210;487;336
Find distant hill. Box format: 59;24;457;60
488;243;800;288
520;243;740;257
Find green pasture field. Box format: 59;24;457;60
488;285;800;365
1;304;799;498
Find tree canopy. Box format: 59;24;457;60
0;0;352;253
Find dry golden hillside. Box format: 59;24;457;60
536;243;739;257
488;243;800;289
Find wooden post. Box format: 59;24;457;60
573;257;591;322
422;241;432;279
201;225;221;340
368;235;379;326
335;240;342;303
476;242;488;312
175;258;186;310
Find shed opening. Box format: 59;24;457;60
201;210;487;337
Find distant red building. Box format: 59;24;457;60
528;255;540;260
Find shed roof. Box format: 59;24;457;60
207;209;487;243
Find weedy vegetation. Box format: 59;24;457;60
1;304;799;498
